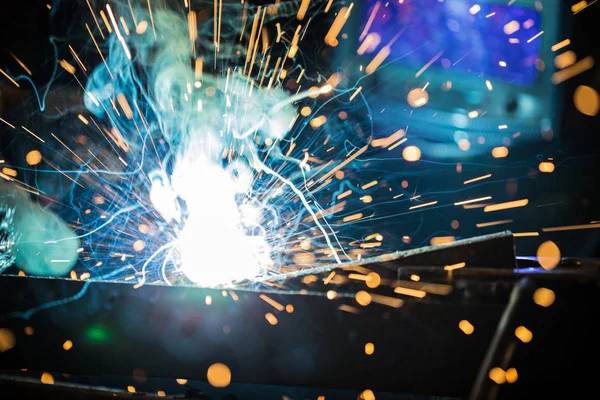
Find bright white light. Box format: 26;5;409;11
179;208;266;287
151;155;270;287
149;172;180;223
239;203;261;226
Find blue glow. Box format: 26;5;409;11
362;0;543;85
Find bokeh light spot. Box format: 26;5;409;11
515;326;533;343
361;389;376;400
574;85;599;116
488;367;506;384
0;328;16;352
207;363;231;388
402;146;421;162
537;241;560;270
41;373;55;385
356;291;372;306
26;150;42;166
533;287;555;307
407;88;429;107
458;320;475;335
506;368;518;383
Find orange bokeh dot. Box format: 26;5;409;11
537;241;560;270
402;146;421;162
207;363;231;387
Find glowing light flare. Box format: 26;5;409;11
10;52;32;75
41;373;55;385
537;241;561;270
365;272;381;289
324;6;350;46
0;68;20;87
136;21;148;34
463;174;492;185
0;328;16;352
349;86;363;101
554;50;577;69
533;287;555;307
357;33;381;55
106;5;132;60
119;17;131;36
394;286;426;298
361;389;376;400
484;199;528;212
572;1;588;13
365;46;390;74
552;39;571;52
260;294;285;311
343;213;363;223
469;5;481;14
506;368;518;383
26;150;43;166
365;342;375;355
355;291;372;306
402;146;422;162
515;326;533;343
542;223;600;232
539;162;555;173
458;320;474;335
188;10;197;42
0;117;15;129
297;0;311;21
454;197;491;206
310;115;327;128
265;313;278;325
477;219;513;228
206;363;232;387
445;262;466;271
361;180;378;190
372;129;404;148
155;159;270;287
59;60;76;74
409;201;437;210
513;232;539;237
491;146;509;158
430;236;455;246
503;21;520;35
574;85;600;116
489;367;506;384
407;88;429;107
552;56;595;84
416;51;443;78
2;168;17;178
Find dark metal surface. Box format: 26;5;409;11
258;231;517;285
1;232;599;399
0;274;506;396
